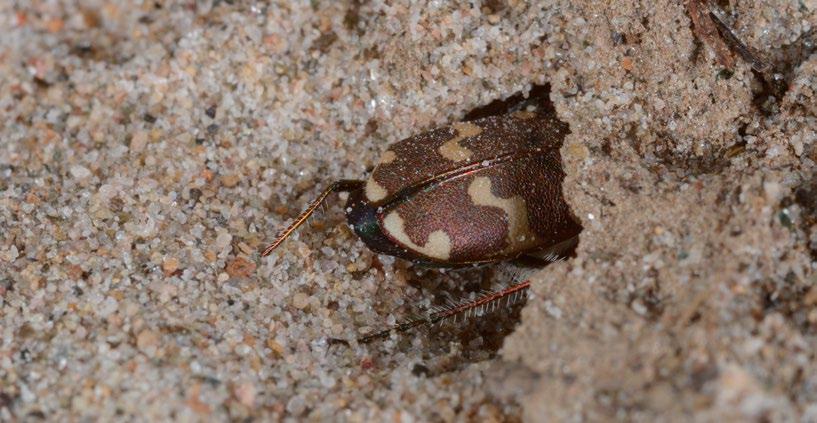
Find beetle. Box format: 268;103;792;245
262;99;581;268
262;0;768;266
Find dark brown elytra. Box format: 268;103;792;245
262;86;581;342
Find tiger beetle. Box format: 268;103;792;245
262;2;768;342
262;87;581;343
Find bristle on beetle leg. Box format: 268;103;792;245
261;179;364;257
355;245;569;344
357;280;532;344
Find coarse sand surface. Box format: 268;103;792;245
2;1;817;421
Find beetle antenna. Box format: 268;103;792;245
261;180;364;257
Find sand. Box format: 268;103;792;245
1;0;816;421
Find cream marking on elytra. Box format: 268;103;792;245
467;176;536;253
365;177;388;202
364;151;397;202
382;211;452;260
379;150;397;164
438;122;481;162
512;110;537;120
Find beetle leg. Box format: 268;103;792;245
429;281;530;324
356;280;532;344
514;255;558;267
514;234;578;267
261;179;365;256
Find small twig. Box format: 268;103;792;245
706;5;771;74
687;0;771;74
688;0;736;70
